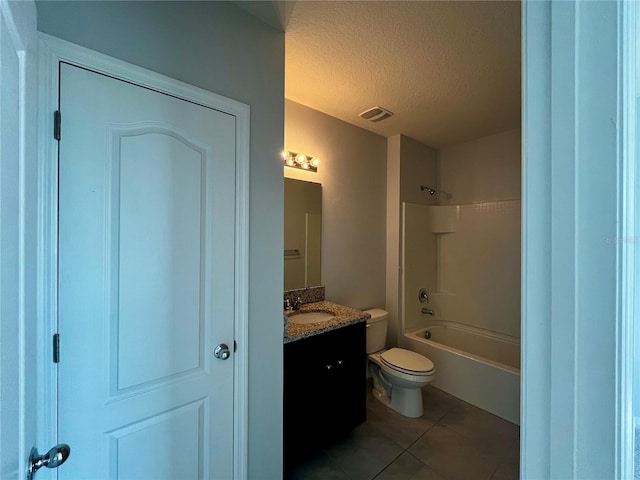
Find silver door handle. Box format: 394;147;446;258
214;343;231;360
28;444;70;479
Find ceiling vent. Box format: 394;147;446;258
359;106;394;123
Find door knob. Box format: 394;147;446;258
214;343;231;360
27;444;70;479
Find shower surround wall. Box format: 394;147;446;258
435;128;521;338
397;129;521;422
402;200;521;338
386;130;520;345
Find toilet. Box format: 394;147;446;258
365;308;435;418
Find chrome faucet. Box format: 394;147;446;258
421;307;434;316
292;297;302;310
284;297;302;311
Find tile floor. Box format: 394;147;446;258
288;383;519;480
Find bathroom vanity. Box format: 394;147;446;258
283;300;368;473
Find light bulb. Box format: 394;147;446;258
296;154;306;164
281;150;289;160
310;157;320;167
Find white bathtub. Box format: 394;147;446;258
403;323;520;425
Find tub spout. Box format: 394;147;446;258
421;307;434;316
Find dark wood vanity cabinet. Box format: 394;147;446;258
284;321;366;473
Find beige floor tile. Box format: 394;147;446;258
324;422;404;480
374;452;446;480
408;423;505;480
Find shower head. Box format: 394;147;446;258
420;185;436;196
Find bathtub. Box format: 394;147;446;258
403;323;520;425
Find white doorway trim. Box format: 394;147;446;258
0;0;37;478
37;33;250;480
618;1;637;478
522;1;634;477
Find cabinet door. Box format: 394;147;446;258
283;322;366;470
331;322;366;433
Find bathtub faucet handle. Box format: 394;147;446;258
418;288;429;304
421;307;434;316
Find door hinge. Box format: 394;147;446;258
234;340;237;352
53;334;60;363
53;110;61;141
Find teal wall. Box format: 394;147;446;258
36;2;285;477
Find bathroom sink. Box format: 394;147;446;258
288;311;335;325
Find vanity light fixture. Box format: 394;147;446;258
282;150;320;173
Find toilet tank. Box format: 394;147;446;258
364;308;389;354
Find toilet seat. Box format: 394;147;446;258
380;348;435;376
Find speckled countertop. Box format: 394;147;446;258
283;301;370;344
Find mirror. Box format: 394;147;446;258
284;178;322;290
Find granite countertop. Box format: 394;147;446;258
283;300;370;344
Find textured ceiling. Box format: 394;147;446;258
284;1;521;148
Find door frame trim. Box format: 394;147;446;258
521;1;635;476
0;1;37;477
37;33;250;479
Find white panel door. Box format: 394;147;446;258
58;63;236;479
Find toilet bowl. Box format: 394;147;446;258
365;309;436;418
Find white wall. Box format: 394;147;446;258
386;136;402;347
438;128;521;205
36;2;284;477
387;134;438;346
284;99;387;310
400;135;439;207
